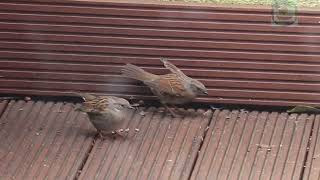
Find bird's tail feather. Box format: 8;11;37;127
122;64;157;82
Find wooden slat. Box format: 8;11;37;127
0;12;319;34
303;115;320;180
0;100;95;179
3;57;320;74
191;109;314;180
1;41;320;63
0;100;8;117
1;32;320;54
1;22;320;44
2;79;320;103
3;70;320;94
0;0;319;107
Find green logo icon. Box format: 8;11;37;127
272;0;298;25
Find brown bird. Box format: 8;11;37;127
122;58;208;117
75;92;134;138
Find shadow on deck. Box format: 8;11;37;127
0;100;319;180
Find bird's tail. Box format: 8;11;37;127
122;64;157;82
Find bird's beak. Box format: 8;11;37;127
203;90;208;95
128;105;135;109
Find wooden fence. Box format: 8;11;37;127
0;0;319;106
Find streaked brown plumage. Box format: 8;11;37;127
121;58;208;116
75;92;133;138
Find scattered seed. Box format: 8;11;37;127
199;136;204;141
135;128;140;132
24;97;31;101
125;128;130;132
36;132;40;136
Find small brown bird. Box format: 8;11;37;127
122;58;208;117
75;92;134;138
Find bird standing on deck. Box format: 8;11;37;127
74;92;134;138
121;58;208;117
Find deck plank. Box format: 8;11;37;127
0;100;8;117
0;100;95;179
303;115;320;180
191;110;314;180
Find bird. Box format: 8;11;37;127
121;58;208;117
74;92;134;138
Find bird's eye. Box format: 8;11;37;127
197;87;203;91
117;104;125;108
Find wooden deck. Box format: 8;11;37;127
1;0;320;107
0;99;319;179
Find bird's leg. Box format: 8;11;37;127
162;103;180;118
98;131;109;140
98;131;104;138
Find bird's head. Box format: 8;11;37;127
113;98;134;109
190;79;208;96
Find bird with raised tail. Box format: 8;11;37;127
74;92;134;138
121;58;208;117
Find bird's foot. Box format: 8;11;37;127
164;106;182;118
98;132;109;140
98;129;128;140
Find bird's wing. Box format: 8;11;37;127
81;96;112;112
160;58;189;80
146;74;187;97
